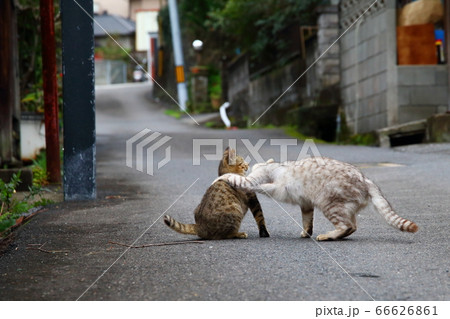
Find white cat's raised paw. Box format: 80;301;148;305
212;174;231;185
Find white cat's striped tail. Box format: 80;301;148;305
366;178;418;233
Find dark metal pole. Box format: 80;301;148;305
61;0;96;200
40;0;61;183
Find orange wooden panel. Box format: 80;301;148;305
397;24;437;65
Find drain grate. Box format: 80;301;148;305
389;131;426;147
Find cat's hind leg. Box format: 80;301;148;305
317;203;358;241
300;205;314;238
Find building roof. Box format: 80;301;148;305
94;13;135;37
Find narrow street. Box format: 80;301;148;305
0;83;449;300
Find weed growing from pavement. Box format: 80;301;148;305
0;172;53;235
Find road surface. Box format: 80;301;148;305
0;83;449;301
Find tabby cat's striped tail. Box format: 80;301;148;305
366;179;418;233
164;215;197;235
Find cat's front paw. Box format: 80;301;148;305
300;230;311;238
259;226;270;238
235;232;248;239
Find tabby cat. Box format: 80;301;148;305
214;157;418;241
164;147;270;239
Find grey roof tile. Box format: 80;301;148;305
94;14;135;37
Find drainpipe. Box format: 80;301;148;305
354;18;363;134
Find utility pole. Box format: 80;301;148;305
61;0;96;200
40;0;61;184
167;0;188;111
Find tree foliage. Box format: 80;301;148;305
178;0;322;63
16;0;62;112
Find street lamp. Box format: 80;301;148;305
192;39;203;51
192;39;203;65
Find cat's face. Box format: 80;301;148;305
218;147;249;176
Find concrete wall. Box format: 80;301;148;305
226;5;340;126
227;54;303;125
226;54;250;124
340;0;393;134
340;0;449;134
94;0;130;17
316;6;340;89
305;6;340;106
397;65;448;123
130;0;162;21
248;58;303;124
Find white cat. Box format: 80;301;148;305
214;157;418;240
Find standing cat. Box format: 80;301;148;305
214;157;418;240
164;147;270;239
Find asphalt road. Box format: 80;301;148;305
0;83;449;301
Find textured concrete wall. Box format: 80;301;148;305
316;7;340;89
248;58;303;124
226;55;250;123
340;0;392;134
305;6;340;106
340;0;449;134
227;55;303;125
227;54;249;102
227;6;340;126
397;65;448;123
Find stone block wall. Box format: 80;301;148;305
304;5;340;106
226;5;341;126
316;6;340;90
340;0;449;134
248;58;304;124
227;54;303;125
397;65;448;123
340;0;393;133
226;54;250;124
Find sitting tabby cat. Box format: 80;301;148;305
164;147;270;239
214;157;418;241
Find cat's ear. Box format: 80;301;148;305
223;147;230;159
266;158;275;164
223;147;236;165
228;148;237;165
